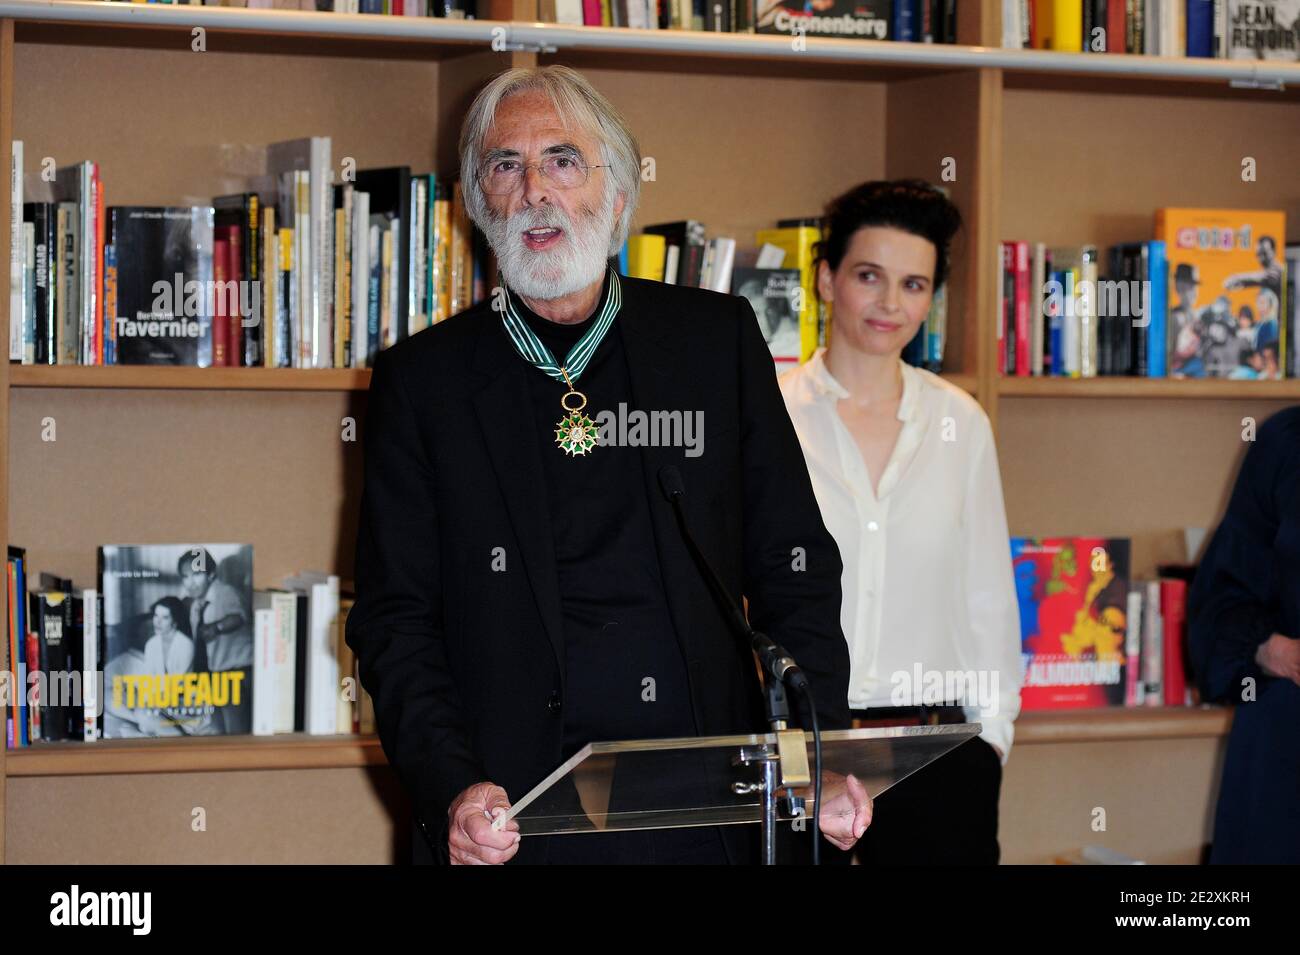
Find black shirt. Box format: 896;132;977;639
510;277;698;761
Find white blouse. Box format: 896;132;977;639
778;348;1022;762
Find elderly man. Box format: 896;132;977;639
346;65;868;865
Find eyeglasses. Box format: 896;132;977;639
478;154;609;196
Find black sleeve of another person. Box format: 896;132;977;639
1189;408;1300;702
734;295;852;732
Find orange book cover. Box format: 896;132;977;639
1155;207;1287;380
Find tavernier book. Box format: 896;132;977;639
108;206;215;366
98;544;253;738
1011;537;1132;709
1156;207;1287;380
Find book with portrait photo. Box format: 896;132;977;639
97;543;254;738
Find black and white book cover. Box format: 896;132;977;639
1228;0;1300;58
107;206;215;366
732;267;802;366
98;544;253;738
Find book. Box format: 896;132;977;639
1011;537;1132;709
1157;207;1287;379
754;0;891;37
1227;0;1300;58
755;224;821;363
732;267;802;367
98;544;254;738
107;206;215;366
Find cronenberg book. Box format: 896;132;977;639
1010;537;1131;709
97;544;253;737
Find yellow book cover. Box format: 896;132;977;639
627;234;667;281
334;207;346;369
1049;0;1082;50
434;193;452;323
755;225;820;362
1156;207;1287;380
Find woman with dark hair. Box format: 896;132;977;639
143;595;196;677
778;179;1022;864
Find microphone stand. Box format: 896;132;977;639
660;470;822;865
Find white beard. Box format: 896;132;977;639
484;186;616;302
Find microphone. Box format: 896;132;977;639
656;466;808;692
659;464;828;865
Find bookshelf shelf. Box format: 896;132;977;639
1015;706;1232;744
3;732;385;777
0;1;1297;88
998;377;1300;399
2;708;1229;778
8;365;373;391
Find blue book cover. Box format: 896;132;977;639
893;0;915;40
1147;240;1168;377
1049;269;1067;376
1185;0;1214;56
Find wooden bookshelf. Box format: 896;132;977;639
1;706;1228;778
9;365;373;391
1;0;1287;863
998;376;1300;399
4;732;385;777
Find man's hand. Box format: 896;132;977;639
1256;633;1300;687
814;772;872;852
448;782;521;865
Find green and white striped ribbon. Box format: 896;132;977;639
499;268;622;385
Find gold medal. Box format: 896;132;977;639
554;369;599;457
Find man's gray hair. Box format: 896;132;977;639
459;65;641;256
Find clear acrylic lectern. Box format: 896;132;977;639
499;723;981;862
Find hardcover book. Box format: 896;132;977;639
1156;207;1287;379
732;266;802;367
98;544;254;738
107;206;215;366
1010;537;1132;709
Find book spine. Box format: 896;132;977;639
9;140;22;362
1161;579;1188;706
213;236;230;366
1015;240;1031;376
1147;240;1168;378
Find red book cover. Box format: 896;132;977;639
213;237;229;367
1160;578;1188;706
25;629;41;740
1106;0;1126;52
583;0;602;25
219;224;244;367
1015;240;1031;377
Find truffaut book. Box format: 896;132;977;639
98;544;254;738
1011;537;1132;710
108;206;215;366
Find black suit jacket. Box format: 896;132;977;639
345;275;850;864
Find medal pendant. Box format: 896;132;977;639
555;387;598;456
